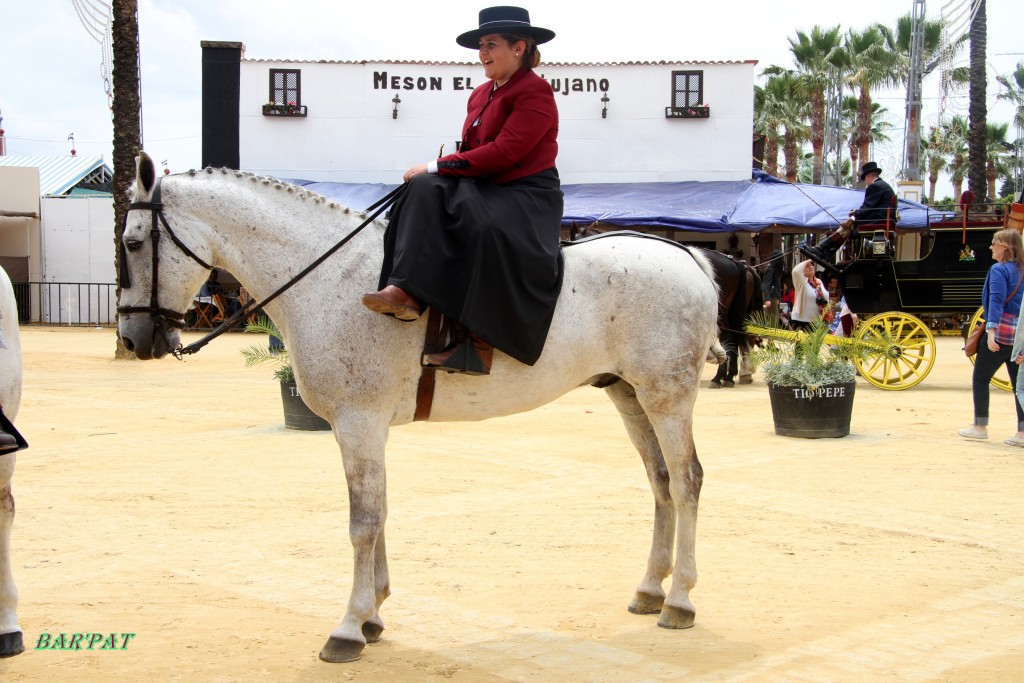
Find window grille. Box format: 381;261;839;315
666;70;708;119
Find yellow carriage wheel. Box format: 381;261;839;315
853;312;936;390
967;306;1013;392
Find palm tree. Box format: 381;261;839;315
996;60;1024;132
753;83;782;178
762;69;811;183
985;122;1014;199
940;115;970;201
112;0;141;359
922;126;947;204
788;25;846;185
967;0;987;200
844;25;900;186
996;60;1024;195
842;95;860;184
842;97;891;186
757;69;804;178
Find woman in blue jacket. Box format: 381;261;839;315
960;228;1024;441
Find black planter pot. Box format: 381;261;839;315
768;382;856;438
279;380;331;431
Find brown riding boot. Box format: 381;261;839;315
361;285;423;322
424;335;493;376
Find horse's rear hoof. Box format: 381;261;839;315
362;620;384;643
0;631;24;658
708;380;722;389
738;375;753;385
657;605;696;629
627;591;665;615
319;635;365;663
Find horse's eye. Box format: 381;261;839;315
125;239;144;253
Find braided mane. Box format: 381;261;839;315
186;166;378;224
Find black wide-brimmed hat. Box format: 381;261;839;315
859;161;882;181
456;6;555;49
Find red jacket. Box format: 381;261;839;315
436;68;558;185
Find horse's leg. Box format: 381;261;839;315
709;360;726;388
633;387;702;630
361;509;390;644
0;454;22;658
604;382;672;615
320;421;389;663
721;347;738;387
738;346;755;384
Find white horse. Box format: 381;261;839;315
117;152;722;663
0;266;24;658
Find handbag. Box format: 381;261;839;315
966;270;1024;357
964;323;985;357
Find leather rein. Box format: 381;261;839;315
116;175;405;359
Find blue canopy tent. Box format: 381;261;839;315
291;170;951;233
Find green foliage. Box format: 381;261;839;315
239;315;293;383
746;311;873;389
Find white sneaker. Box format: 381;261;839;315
958;426;988;439
1003;435;1024;447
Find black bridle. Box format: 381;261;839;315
117;174;406;358
116;177;214;336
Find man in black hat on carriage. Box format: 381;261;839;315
801;161;897;263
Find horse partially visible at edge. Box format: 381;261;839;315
116;153;723;664
0;267;24;658
702;250;764;388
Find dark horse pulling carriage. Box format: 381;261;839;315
703;251;763;387
794;200;1024;390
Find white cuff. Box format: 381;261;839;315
427;160;438;174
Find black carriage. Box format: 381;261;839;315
793;203;1024;390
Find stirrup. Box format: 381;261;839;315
423;337;493;375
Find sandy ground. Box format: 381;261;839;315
0;326;1022;682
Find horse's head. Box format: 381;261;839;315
117;152;213;359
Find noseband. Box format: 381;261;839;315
116;177;213;332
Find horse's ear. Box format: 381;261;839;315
135;151;157;200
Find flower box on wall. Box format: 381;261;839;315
665;106;710;119
262;104;307;118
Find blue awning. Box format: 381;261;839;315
289;170;951;234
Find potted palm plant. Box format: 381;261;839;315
746;313;872;438
240;316;331;431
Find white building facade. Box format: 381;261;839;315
203;43;757;187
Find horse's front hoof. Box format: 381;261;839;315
361;620;384;643
0;631;25;658
657;604;696;629
738;375;753;385
319;635;365;663
722;380;735;388
627;591;665;615
708;380;722;389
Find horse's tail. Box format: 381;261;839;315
741;263;764;352
747;263;764;314
724;259;748;344
687;247;720;302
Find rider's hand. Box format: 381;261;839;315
402;164;429;183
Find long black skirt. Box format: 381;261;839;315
378;168;564;366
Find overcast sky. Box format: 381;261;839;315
1;0;1019;197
